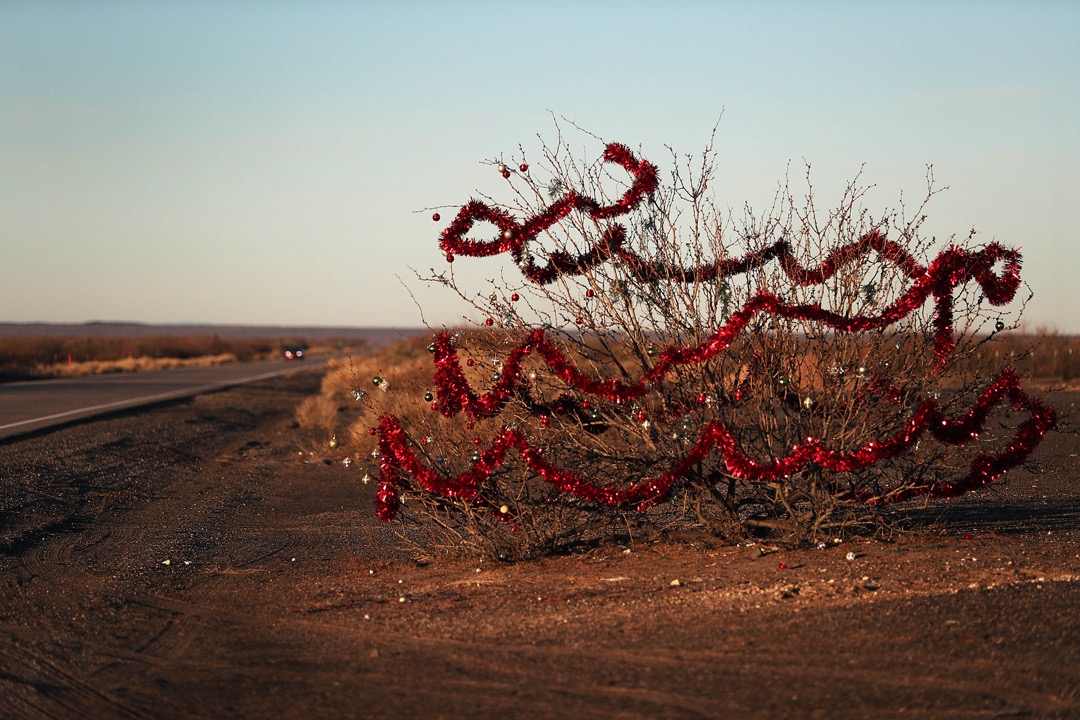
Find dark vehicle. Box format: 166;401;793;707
283;344;305;361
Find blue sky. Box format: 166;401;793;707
2;1;1077;331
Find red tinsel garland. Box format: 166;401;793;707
376;369;1054;521
439;142;1021;365
428;260;1017;421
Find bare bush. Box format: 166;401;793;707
344;125;1055;559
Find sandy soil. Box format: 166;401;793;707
0;372;1077;719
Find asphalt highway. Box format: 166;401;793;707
0;359;325;440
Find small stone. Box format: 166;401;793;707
669;579;681;587
161;559;171;566
846;552;857;561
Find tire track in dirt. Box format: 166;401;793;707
0;641;149;720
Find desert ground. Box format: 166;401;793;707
0;369;1077;719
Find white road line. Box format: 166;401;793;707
0;366;306;432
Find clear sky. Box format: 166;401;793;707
2;1;1077;331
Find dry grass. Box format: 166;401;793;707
0;334;366;381
295;337;435;442
42;354;240;378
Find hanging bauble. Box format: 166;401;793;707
432;212;440;222
485;318;494;327
777;375;790;387
585;289;595;298
856;365;868;377
518;163;528;172
423;391;434;403
496;163;507;174
372;376;384;386
427;343;436;353
995;319;1006;332
511;293;519;302
646;345;656;357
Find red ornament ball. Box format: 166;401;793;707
697;393;707;404
519;163;528;172
466;358;474;367
778;562;788;570
585;289;594;298
575;317;583;325
539;415;550;426
432;212;440;222
485;318;494;327
501;170;511;179
445;253;454;263
511;293;519;302
368;427;377;436
635;411;646;422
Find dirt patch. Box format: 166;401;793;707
0;375;1077;719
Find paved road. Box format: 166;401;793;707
0;359;326;440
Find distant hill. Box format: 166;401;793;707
0;322;428;347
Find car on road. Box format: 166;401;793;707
283;344;305;361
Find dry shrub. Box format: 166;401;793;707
338;126;1055;559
